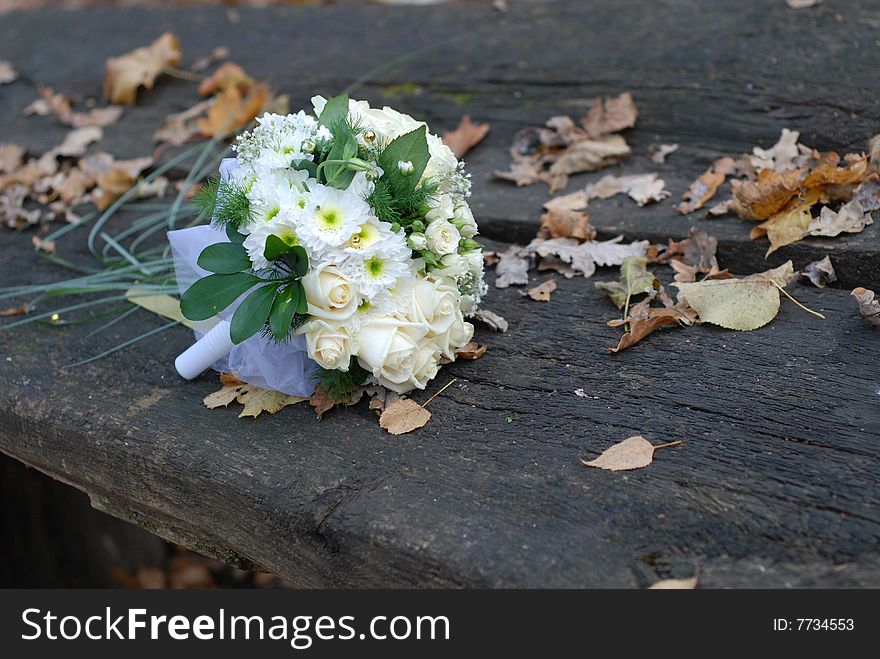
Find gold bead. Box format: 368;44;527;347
50;313;60;323
363;130;377;143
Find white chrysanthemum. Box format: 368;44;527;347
342;237;414;300
245;169;306;225
242;208;303;271
297;182;370;252
234;111;322;171
357;277;412;320
339;218;397;258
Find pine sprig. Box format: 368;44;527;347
367;177;437;227
314;359;370;402
193;177;253;229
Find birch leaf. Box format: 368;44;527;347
674;261;795;331
494;244;530;288
379;398;431;435
595;257;657;308
753;205;813;256
581;436;655;471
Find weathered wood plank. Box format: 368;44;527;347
0;1;879;587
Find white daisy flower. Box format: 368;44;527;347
298;182;370;251
246;169;303;225
343;239;414;300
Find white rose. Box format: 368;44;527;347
304;320;356;371
430;307;474;360
424;134;459;179
356;316;437;393
425;219;461;256
302;263;359;322
434;252;467;281
425;193;454;223
408;233;427;250
407;278;458;336
465;250;484;278
453;202;478;238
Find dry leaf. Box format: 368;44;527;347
204;373;306;418
753;204;813;256
539;207;594;240
197;83;271;138
55;126;103;158
379;398;431;435
31;235;55;254
609;303;690;353
456;341;487;360
0;304;31;317
707;198;735;216
649;575;698;589
674;261;795;331
493;244;531;288
581;435;656;471
104;32;182;105
651;143;678;164
524;279;557;301
191;46;230;72
309;386;336;419
493;158;544;187
474;309;508;333
549;134;631;178
153;98;215;145
852;180;880;212
787;0;822;7
595;257;657;309
585;173;669;206
851;287;880;327
543;190;588;212
799;256;836;288
524;236;649;280
581;92;637;138
808;200;873;237
0;60;16;85
197;62;251;96
677;167;726;214
0;144;24;174
442;115;490;159
71;106;124;129
731;168;805;221
750;128;801;173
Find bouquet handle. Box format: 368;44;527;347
175;320;233;380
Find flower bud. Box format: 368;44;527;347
408;233;428;250
397;160;415;176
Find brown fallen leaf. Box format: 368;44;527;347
539;207;594;241
542;190;588;212
851;287;880;327
786;0;822;7
648;574;698;589
153;98;215;145
442;115;490;159
54;126;103;158
707;198;735;216
731;167;806;221
0;60;16;85
24;85;124;128
752;204;814;256
191;46;230;73
493;158;544;187
104;32;182;105
608;300;690;353
455;341;487;360
31;235;55;254
650;143;678;164
309;385;336;419
852;180;880;212
524;236;649;280
0;303;31;317
379;398;431;435
203;373;307;418
581;435;679;471
198;62;251;96
585;173;669;206
493;244;531;288
581;92;637;138
548;134;631;179
0;144;24;174
523;279;557;301
196;82;272;138
749;128;801;173
808;200;873;237
677;166;726;214
799;256;836;288
473;308;508;333
366;385;401;413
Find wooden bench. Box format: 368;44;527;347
1;0;878;587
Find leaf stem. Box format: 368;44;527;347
421;378;458;408
761;277;827;320
653;440;683;451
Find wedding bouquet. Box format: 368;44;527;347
170;95;486;400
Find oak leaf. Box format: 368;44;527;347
493;244;531;288
104;32;181;105
379;398;431;435
674;261;795;331
526;236;648;280
731;168;805;221
585;173;669;206
808;200;873;237
749;128;801;173
581;436;657;471
851;287;880;326
581;92;637;138
442;115;490;159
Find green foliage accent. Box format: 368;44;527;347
264;236;309;278
193;177;253;230
318;94;350;131
226;224;246;244
180;272;262;321
291;158;317;178
230;284;278;344
315;359;370;402
197;242;251;274
378;125;430;192
268;282;305;341
323;130;359;189
367;176;436;227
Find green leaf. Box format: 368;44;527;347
594;257;657;309
268;284;301;340
378;125;429;192
180;272;262;321
291;158;317;178
230;283;278;344
264;234;295;261
318;94;349;130
284;246;309;278
296;280;309;315
323;128;358;189
197;242;251;274
225;223;246;244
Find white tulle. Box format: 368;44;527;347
167;158;318;397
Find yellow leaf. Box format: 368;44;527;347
673;261;795;331
196;83;271;138
203;373;306;418
104;32;181;105
379;398;432;435
125;287;216;333
753;205;813;256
